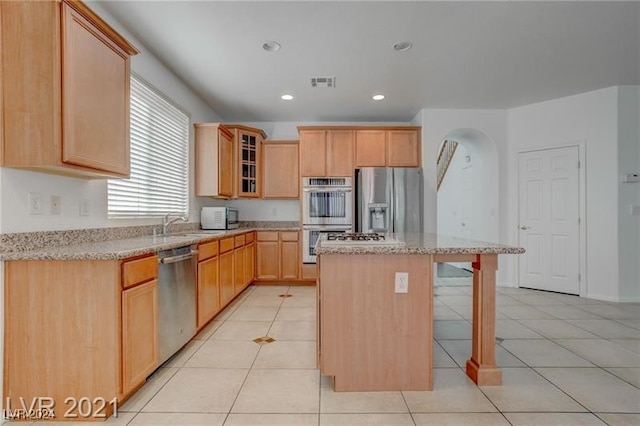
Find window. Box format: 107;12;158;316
108;74;189;218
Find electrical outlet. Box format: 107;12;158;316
28;193;44;215
51;195;61;215
395;272;409;293
79;199;90;217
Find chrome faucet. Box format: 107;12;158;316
161;212;188;236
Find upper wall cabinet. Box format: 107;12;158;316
262;140;299;199
194;123;235;198
355;127;421;168
298;128;354;177
0;0;138;178
225;125;267;198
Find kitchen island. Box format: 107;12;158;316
315;233;524;392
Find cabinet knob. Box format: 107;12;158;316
519;225;530;230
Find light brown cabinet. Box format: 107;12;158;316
4;253;158;419
219;237;235;306
195;123;235;198
245;235;256;284
0;0;137;178
354;130;387;167
355;128;421;167
197;240;220;328
122;279;158;395
226;125;267;198
280;232;301;280
233;234;246;294
299;129;354;177
256;232;279;280
262;141;300;198
387;129;421;166
256;231;300;281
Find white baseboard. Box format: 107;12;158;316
585;293;640;303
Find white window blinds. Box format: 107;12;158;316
108;75;189;218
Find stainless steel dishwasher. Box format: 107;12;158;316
157;244;198;365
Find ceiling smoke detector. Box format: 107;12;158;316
262;41;281;52
393;41;413;52
310;77;336;88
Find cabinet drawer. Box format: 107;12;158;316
198;240;219;261
281;231;299;242
220;237;235;253
257;231;278;242
234;234;246;248
122;255;158;289
245;232;255;243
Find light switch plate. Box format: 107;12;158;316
28;193;43;215
51;195;61;215
80;199;90;217
395;272;409;293
631;204;640;216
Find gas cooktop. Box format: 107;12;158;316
323;232;406;246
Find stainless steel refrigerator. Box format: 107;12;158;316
355;167;423;234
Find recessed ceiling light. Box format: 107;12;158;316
262;41;281;52
281;94;294;101
372;94;385;101
393;41;413;52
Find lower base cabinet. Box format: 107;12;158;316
122;279;158;395
197;254;220;328
219;248;235;307
256;231;301;281
245;240;256;284
4;254;159;419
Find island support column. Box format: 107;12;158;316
466;254;502;386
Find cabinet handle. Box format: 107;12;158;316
519;225;530;230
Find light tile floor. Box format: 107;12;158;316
30;280;640;425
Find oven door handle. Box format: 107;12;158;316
302;188;352;193
303;226;352;231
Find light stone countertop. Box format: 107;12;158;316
315;233;525;256
0;226;300;261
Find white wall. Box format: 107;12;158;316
437;144;469;238
507;87;620;301
413;109;512;285
617;86;640;301
0;2;223;234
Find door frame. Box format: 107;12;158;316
517;140;587;297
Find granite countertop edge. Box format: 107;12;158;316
315;246;525;255
315;233;525;256
0;226;301;261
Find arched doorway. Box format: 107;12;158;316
436;128;499;277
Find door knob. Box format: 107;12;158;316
519;225;530;230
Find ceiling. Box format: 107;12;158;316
97;1;640;122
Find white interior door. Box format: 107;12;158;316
518;146;580;294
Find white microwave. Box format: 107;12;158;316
201;207;239;230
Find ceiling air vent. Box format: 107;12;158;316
310;77;336;88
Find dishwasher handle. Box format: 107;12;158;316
159;250;198;264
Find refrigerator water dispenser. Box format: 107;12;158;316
368;203;388;231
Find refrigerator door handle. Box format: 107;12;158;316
389;168;395;233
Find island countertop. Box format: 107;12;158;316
315;233;525;255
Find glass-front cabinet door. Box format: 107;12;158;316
240;132;258;197
225;125;266;198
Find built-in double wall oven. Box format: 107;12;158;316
302;177;352;263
